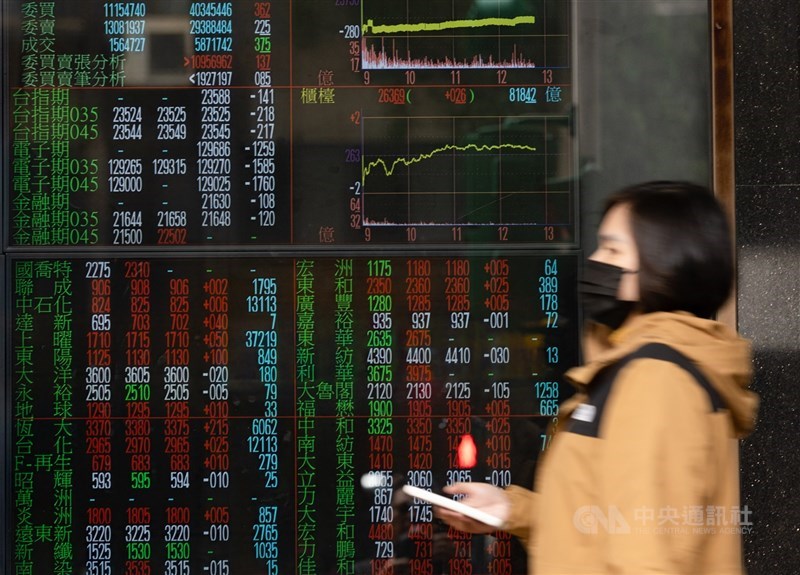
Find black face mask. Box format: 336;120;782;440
579;260;637;330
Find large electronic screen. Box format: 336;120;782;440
3;0;717;574
0;1;583;573
4;0;574;247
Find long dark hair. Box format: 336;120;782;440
603;181;733;318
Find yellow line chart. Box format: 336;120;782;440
362;143;538;183
361;16;536;35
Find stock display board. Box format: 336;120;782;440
3;1;580;575
4;0;573;246
8;254;577;575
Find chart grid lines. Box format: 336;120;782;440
361;114;572;228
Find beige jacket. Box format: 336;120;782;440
503;312;758;575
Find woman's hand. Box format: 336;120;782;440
435;482;510;533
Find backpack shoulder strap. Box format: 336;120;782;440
568;342;724;438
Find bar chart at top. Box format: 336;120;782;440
360;0;569;72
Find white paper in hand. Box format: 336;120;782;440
401;485;505;528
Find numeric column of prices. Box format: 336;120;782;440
442;258;475;574
86;506;113;575
125;506;151;575
404;259;436;574
145;72;191;244
124;262;153;495
84;262;113;575
85;262;113;495
109;103;145;246
197;86;232;231
164;276;192;498
123;260;153;575
153;103;188;246
164;506;191;575
365;259;394;575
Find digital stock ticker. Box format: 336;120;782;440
3;2;579;574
